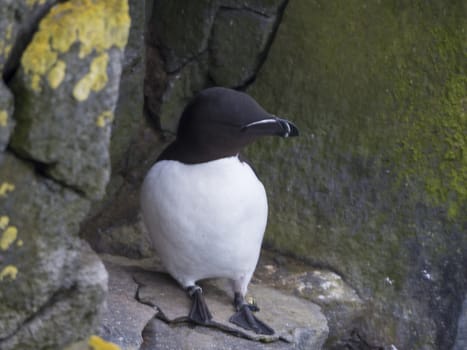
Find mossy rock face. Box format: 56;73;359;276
247;0;466;348
0;153;108;349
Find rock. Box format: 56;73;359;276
97;258;156;349
157;54;209;132
0;1;131;348
88;220;154;259
254;250;365;346
246;1;467;348
0;82;14;151
79;0;465;349
82;0;167;258
65;335;123;350
148;0;214;73
96;254;328;350
0;153;108;349
280;270;365;344
136;272;328;346
453;295;467;350
110;0;146;172
0;0;58;78
145;0;287;133
141;318;324;350
9;0;131;199
0;0;57;151
208;7;276;87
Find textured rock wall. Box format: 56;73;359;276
82;0;466;349
0;0;130;349
247;1;466;349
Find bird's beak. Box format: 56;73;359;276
241;116;299;138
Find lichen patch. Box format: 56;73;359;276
0;225;18;251
88;335;121;350
21;0;130;95
0;265;18;281
0;110;8;127
96;110;114;128
73;53;109;101
0;182;15;197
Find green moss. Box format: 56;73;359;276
390;25;467;219
247;1;466;346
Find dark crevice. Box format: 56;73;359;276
132;275;290;346
5;146;88;199
164;47;209;77
2;1;59;84
330;329;384;350
235;0;290;91
217;5;271;18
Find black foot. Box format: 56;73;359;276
187;286;213;325
229;292;274;335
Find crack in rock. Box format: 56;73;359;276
132;268;328;349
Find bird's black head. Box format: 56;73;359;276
158;87;298;164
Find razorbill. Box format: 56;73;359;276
141;87;298;335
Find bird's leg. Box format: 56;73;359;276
186;285;213;325
229;292;274;335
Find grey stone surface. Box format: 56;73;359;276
0;153;109;349
98;258;156;350
141;318;324;350
0;0;57;152
256;254;365;345
0;241;108;350
453;295;467;350
136;271;328;346
0;0;58;76
97;254;328;350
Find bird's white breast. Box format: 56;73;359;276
140;156;268;287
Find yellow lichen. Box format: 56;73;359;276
0;182;15;197
26;0;46;7
0;24;14;58
17;240;23;247
73;53;109;101
88;335;121;350
21;0;130;94
96;110;114;128
1;226;18;251
47;59;67;89
0;216;9;229
0;265;18;281
0;110;7;127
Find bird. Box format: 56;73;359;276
140;86;298;335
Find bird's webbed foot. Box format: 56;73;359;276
186;285;213;325
228;292;274;335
